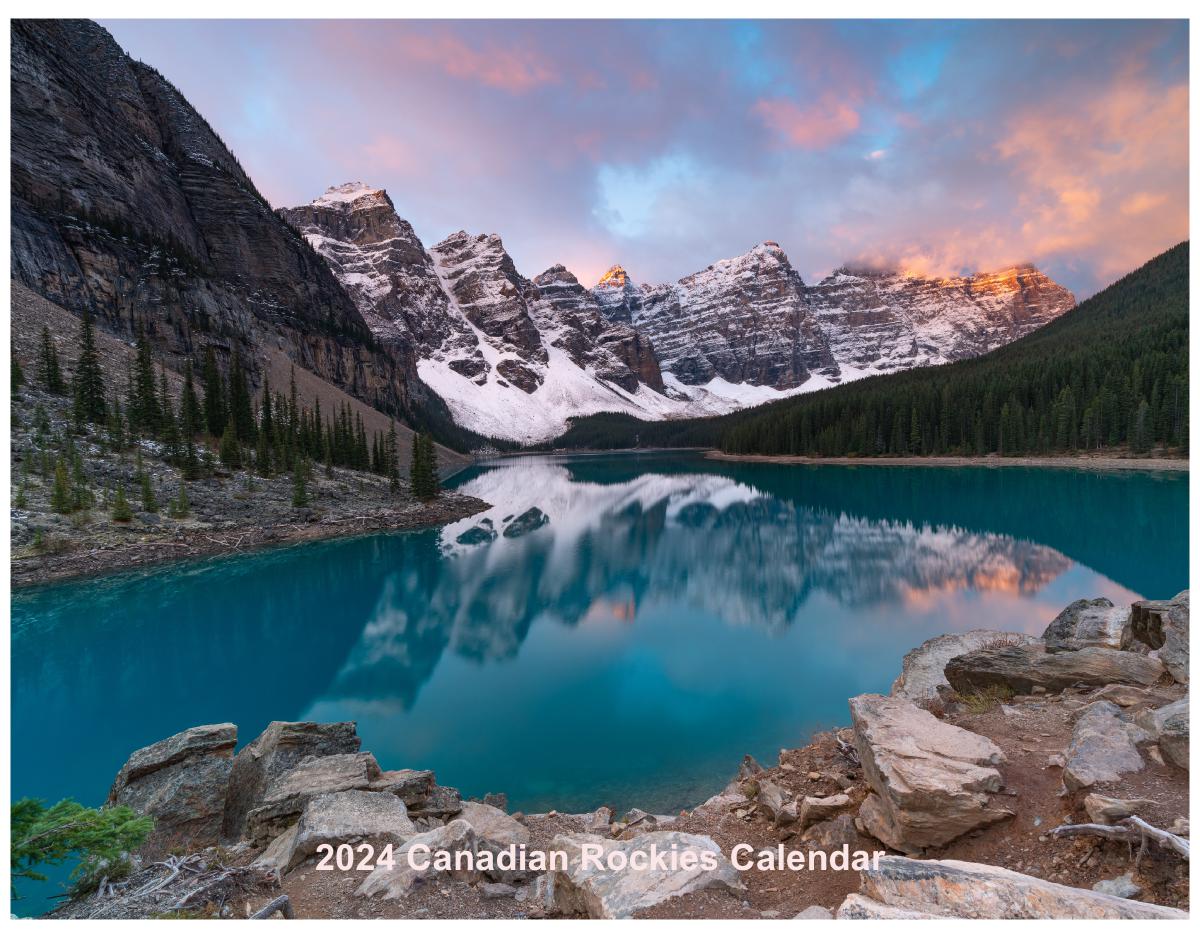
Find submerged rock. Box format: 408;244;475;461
1063;702;1148;792
839;855;1186;918
891;630;1037;704
849;694;1010;854
944;645;1163;696
1042;598;1130;653
548;831;743;919
107;723;237;847
222;721;360;841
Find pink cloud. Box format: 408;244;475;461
395;32;557;93
752;94;861;149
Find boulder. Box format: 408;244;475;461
457;801;531;882
1042;598;1130;652
548;831;743;919
756;780;798;827
849;694;1011;854
222;721;360;841
1134;695;1189;769
1093;874;1141;900
1083;794;1158;824
840;855;1186;918
107;723;237;846
1129;591;1189;683
407;784;463;820
1063;702;1148;792
356;819;478;899
799;793;853;831
245;752;381;845
263;790;416;873
1158;707;1189;771
795;905;834;919
837;893;943;919
891;630;1038;705
367;769;436;806
802;813;861;850
945;645;1163;696
252;823;299;873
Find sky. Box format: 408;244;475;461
102;19;1188;298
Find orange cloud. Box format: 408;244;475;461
1121;191;1168;215
753;94;861;149
396;32;557;93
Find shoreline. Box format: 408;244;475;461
706;451;1189;472
11;493;490;590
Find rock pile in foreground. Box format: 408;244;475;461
71;590;1189;919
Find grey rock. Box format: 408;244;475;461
222;721;360;841
1042;598;1130;653
799;793;853;831
480;881;517;899
107;723;237;846
245;752;381;845
756;780;798;827
837;893;943;919
1092;874;1141;899
841;855;1185;918
1063;702;1148;792
277;790;415;872
456;801;531;881
1083;794;1158;824
795;905;834;919
801;813;862;850
1158;707;1189;771
891;630;1037;704
356;819;478;899
548;831;743;919
945;645;1164;696
1129;591;1189;683
367;769;436;806
850;694;1010;854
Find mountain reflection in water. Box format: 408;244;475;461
12;454;1186;828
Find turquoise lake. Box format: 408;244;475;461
10;453;1188;909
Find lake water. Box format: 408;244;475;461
10;453;1187;910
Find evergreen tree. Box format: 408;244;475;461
50;460;72;514
255;427;272;477
180;360;203;438
111;482;133;522
228;348;256;443
219;424;241;469
200;347;227;438
259;374;274;443
387;421;400;491
140;472;157;513
410;433;439;500
292;458;310;507
168;483;190;519
129;329;160;437
71;309;106;425
12;350;25;394
38;327;65;394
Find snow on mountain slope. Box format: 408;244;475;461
285;184;1075;444
593;246;1074;387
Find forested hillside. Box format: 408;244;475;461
551;243;1188;457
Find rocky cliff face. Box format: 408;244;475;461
593;248;1074;388
10;20;423;420
634;242;838;390
806;265;1076;374
282;186;670;441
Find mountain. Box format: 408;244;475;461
287;186;1075;443
554;243;1188;459
591;248;1074;391
806;264;1076;373
10;20;438;428
284;186;715;443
